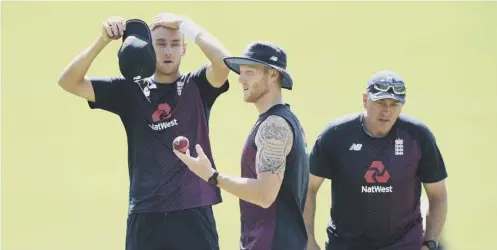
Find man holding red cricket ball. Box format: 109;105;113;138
174;41;310;250
59;12;231;250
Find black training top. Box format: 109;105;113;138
310;113;447;248
88;65;229;213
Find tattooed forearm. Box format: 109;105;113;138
255;116;293;176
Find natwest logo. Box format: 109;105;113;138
152;103;172;122
149;103;179;131
149;119;178;131
361;161;393;193
364;161;390;183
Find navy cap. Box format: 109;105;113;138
118;19;156;80
223;41;293;90
366;70;406;104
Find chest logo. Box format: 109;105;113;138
135;79;157;102
152;103;172;122
177;80;185;96
149;102;178;131
395;138;404;156
349;143;362;151
362;161;393;193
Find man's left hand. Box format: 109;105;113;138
174;144;215;181
150;13;186;30
420;246;430;250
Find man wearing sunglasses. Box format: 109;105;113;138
304;70;448;250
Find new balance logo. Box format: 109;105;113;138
349;143;362;151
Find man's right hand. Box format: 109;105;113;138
307;238;321;250
102;16;126;42
58;16;126;101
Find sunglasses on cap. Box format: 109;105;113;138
370;83;406;95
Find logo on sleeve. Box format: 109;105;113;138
149;102;178;131
362;161;393;193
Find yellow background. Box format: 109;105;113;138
2;1;497;250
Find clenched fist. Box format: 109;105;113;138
102;16;126;42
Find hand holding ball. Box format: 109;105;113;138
172;137;214;182
173;136;189;153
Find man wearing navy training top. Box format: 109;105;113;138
58;14;230;250
304;70;448;250
175;41;309;250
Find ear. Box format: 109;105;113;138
362;93;368;109
269;69;279;83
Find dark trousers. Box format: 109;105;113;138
126;206;219;250
326;223;423;250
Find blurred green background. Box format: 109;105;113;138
2;1;497;250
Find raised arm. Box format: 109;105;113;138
191;20;231;87
150;14;231;88
58;16;126;102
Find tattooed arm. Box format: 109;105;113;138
215;115;293;208
253;115;293;206
174;115;293;208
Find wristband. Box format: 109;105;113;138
208;171;219;186
179;20;204;42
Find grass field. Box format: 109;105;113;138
2;1;497;250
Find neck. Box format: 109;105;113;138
362;112;389;138
255;91;283;114
152;70;181;84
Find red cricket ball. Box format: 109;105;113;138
173;136;189;153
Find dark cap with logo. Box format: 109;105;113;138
223;41;293;90
366;70;407;104
118;19;156;80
